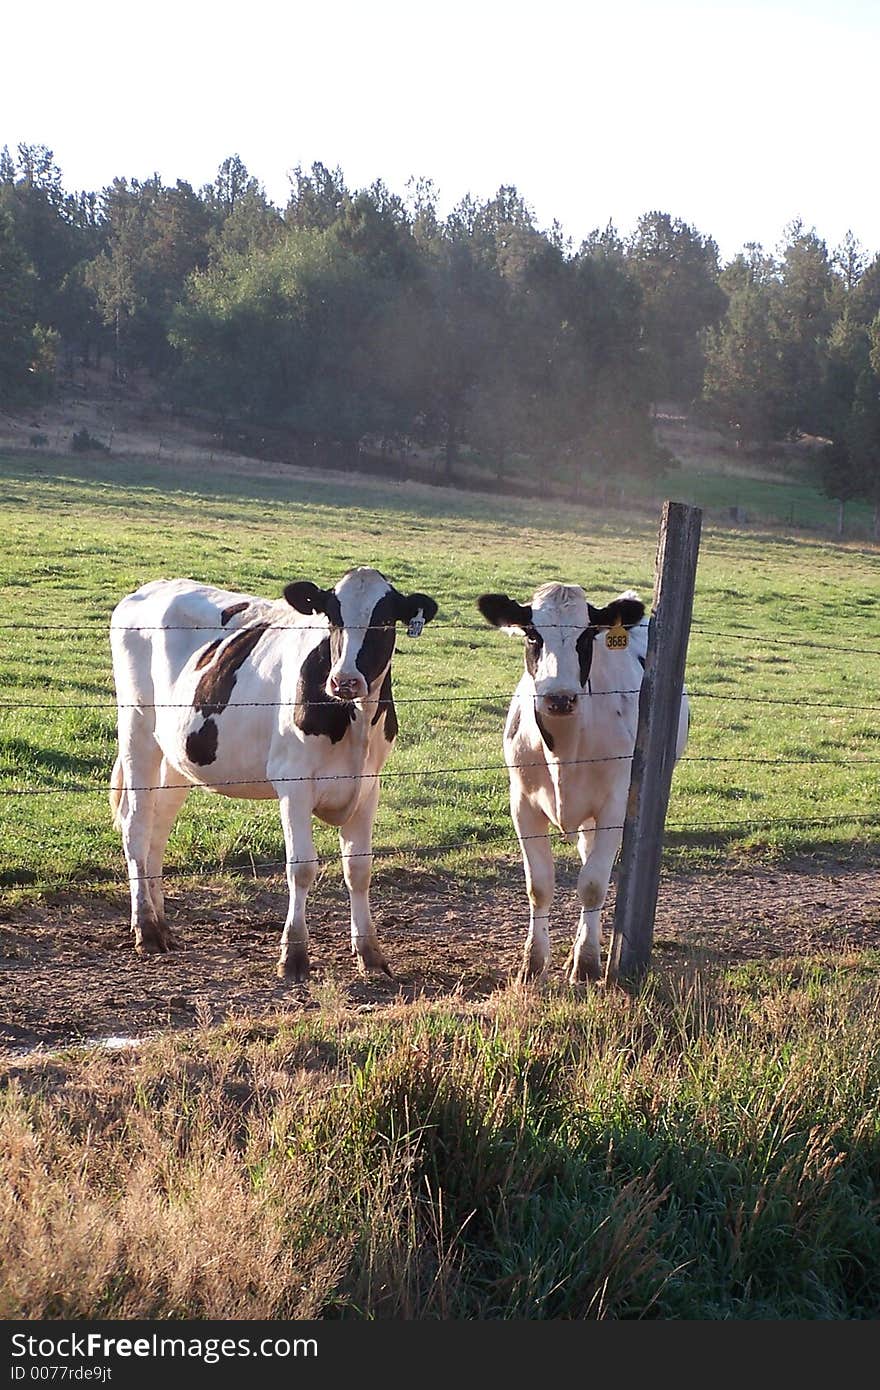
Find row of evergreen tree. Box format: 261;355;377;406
1;143;878;507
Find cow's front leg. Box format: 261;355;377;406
143;761;190;951
512;794;554;981
570;814;624;984
339;781;391;976
113;740;167;955
277;793;318;982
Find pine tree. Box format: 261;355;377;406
0;208;37;403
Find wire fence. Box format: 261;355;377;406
0;689;878;712
2;750;880;798
4;616;880;661
97;811;880;883
2;605;879;889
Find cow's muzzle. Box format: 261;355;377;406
542;693;579;717
329;674;368;702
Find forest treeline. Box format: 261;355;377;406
1;143;879;507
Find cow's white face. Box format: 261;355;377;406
478;583;645;720
284;567;438;702
526;584;592;715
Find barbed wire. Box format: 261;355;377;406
3;605;879;888
3;617;880;660
75;811;880;884
2;750;880;798
1;618;651;634
0;688;877;713
688;625;880;658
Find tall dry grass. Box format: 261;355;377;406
2;958;880;1318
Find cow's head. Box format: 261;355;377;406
284;567;438;701
478;584;644;718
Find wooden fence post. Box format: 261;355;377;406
605;500;702;987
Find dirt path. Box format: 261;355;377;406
2;861;879;1050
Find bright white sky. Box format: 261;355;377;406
3;0;877;263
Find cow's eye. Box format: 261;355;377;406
525;627;543;647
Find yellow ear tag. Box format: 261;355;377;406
605;618;628;651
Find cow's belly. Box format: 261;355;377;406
311;784;368;826
156;708;276;798
554;788;603;835
209;780;278;801
508;733;629;834
556;767;629;833
310;755;384;825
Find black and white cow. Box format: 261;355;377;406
109;568;437;980
478;582;688;984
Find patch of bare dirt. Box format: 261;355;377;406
2;862;879;1051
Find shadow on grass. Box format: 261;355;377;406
0;736;108;785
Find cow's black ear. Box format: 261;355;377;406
478;593;533;629
612;596;646;627
394;591;439;624
283;581;330;614
587;596;646;627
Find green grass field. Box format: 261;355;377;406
3;447;880;1320
1;448;879;899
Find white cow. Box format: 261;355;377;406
478;583;688;984
109;568;437;980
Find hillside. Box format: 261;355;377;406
2;371;874;538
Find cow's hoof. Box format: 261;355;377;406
516;967;547;987
278;946;310;983
354;942;393;978
568;958;602;986
517;948;548;984
134;921;180;955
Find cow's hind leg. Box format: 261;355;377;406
339;781;391;977
143;760;190;950
512;795;554;982
570;814;623;984
277;794;317;982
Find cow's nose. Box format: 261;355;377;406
544;693;578;716
330;674;367;701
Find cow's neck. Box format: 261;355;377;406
587;642;640;695
547;719;582;832
355;663;394;746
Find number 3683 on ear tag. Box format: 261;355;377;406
407;610;425;638
605;620;628;650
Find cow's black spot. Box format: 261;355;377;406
220;601;249;626
195;638;222;671
534;711;555;752
322;592;343;627
294;638;355;744
370;667;398;744
523;625;544;678
193;623;269;718
186;719;218;765
356;593;397;687
506;703;521;741
576;627;598;687
637;655;646;670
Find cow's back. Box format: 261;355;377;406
111;579;268;695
